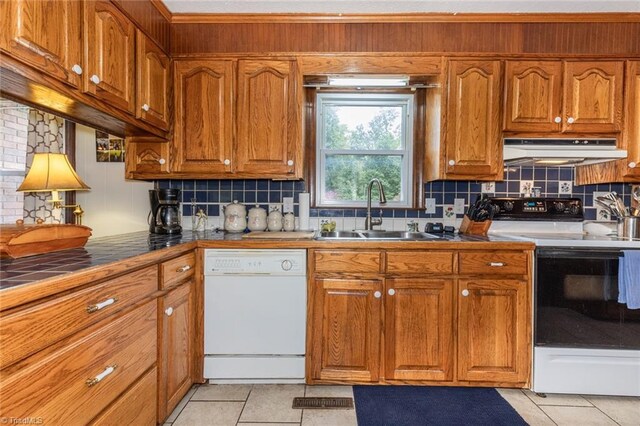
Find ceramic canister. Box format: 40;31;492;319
267;207;283;232
248;205;268;231
283;212;295;231
224;200;247;233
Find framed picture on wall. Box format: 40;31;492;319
95;130;125;162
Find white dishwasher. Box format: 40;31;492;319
203;249;306;383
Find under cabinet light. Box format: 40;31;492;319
327;75;410;87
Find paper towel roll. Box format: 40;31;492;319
299;192;310;230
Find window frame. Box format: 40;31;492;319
315;92;415;208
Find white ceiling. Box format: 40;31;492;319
162;0;640;14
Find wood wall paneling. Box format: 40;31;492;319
170;21;640;56
111;0;171;53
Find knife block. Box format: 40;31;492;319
459;215;492;236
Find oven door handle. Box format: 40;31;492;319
536;249;624;260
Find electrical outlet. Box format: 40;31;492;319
454;198;466;214
282;197;294;213
425;198;436;214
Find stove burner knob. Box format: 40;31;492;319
554;202;566;212
569;205;581;215
503;201;514;211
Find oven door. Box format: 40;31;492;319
535;248;640;350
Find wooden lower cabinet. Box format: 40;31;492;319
158;280;195;421
457;278;530;384
308;277;382;382
384;278;454;381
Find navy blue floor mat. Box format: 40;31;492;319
353;386;527;426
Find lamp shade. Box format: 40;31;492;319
17;153;90;192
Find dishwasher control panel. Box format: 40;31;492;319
204;249;306;275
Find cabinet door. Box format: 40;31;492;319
445;60;502;180
136;30;170;130
623;61;640;180
158;281;194;421
384;278;453;381
0;0;82;87
563;61;624;133
504;61;562;133
308;277;381;382
236;60;301;178
84;0;135;113
173;60;234;175
457;279;529;384
124;136;170;179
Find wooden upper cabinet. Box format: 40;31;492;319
83;0;135;113
236;60;301;178
384;278;454;382
622;61;640;179
445;60;502;180
457;278;529;384
125;136;170;179
136;30;170;130
504;61;562;133
563;61;624;133
0;0;82;88
308;278;381;383
173;60;234;175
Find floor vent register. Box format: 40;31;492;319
292;397;354;409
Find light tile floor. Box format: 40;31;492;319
164;384;640;426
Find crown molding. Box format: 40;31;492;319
168;12;640;24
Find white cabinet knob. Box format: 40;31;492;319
71;64;83;75
388;288;396;296
629;162;637;169
224;159;231;166
448;160;456;166
90;74;101;85
554;116;562;124
461;289;470;297
374;291;382;299
567;117;575;124
158;158;166;165
287;160;294;166
142;103;150;112
165;307;174;316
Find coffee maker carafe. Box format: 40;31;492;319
149;189;182;234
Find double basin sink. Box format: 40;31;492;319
315;230;450;241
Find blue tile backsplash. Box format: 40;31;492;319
157;166;634;222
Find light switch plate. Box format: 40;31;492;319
425;198;436;214
454;198;466;214
282;197;294;213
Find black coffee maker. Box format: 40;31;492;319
149;188;182;234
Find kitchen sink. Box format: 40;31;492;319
315;230;448;241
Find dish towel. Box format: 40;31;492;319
618;250;640;309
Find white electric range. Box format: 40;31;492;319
487;197;640;397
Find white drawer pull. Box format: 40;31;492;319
86;365;117;387
461;289;470;297
374;291;382;299
165;307;174;316
86;297;118;313
176;265;191;273
388;288;396;296
90;74;101;85
488;262;505;267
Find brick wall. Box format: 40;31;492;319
0;99;29;224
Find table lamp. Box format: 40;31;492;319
17;153;90;225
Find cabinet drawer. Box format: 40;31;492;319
90;366;157;426
459;251;528;275
0;301;157;424
161;252;196;289
386;251;455;274
314;250;381;274
0;265;157;369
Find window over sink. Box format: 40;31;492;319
315;93;414;208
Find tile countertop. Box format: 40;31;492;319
0;230;533;292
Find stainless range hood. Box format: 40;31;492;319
503;138;628;166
